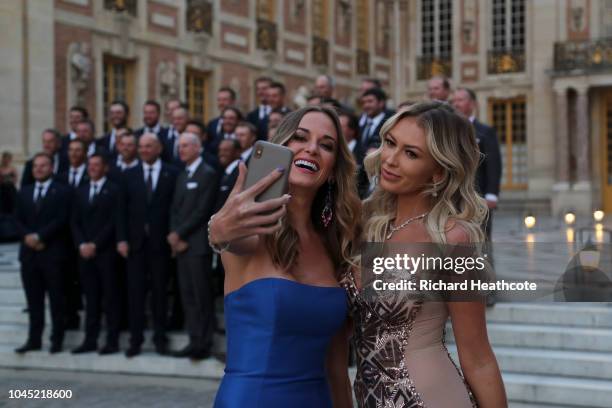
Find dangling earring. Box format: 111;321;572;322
321;181;333;228
432;190;438;198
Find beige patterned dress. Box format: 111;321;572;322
340;270;477;408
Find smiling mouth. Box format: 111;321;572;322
294;159;320;172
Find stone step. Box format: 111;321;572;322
0;344;225;380
0;323;227;355
486;303;612;329
0;272;21;289
446;323;612;353
0;304;226;330
502;372;612;408
0;288;25;305
447;345;612;381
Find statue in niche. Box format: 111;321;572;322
338;0;352;38
290;0;305;25
569;0;587;33
69;42;92;107
462;0;477;48
375;1;389;53
157;61;179;107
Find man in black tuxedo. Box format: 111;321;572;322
235;121;257;163
185;120;221;172
206;87;237;154
108;129;140;182
134;100;168;140
212;139;241;298
339;111;370;198
56;139;89;188
76;119;105;158
359;88;393;151
427;75;451;102
21;129;68;188
97;101;129;159
215;139;241;212
163;107;189;166
60;106;89;160
117;133;178;357
168;133;218;359
14;153;71;354
246;77;272;140
260;82;291;140
70;153;121;355
452;88;502;239
56;138;90;330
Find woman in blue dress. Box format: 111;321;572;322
209;106;361;408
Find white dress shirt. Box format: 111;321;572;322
89;177;106;202
142;159;162;191
240;146;253;162
69;163;86;187
109;129;117;151
259;105;271;120
469;115;498;203
33;178;53;202
116;156;139;171
347;139;357;153
185;156;202;178
225;159;240;176
145;123;161;135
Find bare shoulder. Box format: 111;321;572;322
444;219;471;245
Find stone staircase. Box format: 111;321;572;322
447;303;612;408
0;243;226;380
2;244;612;407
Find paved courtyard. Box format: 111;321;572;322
0;369;220;408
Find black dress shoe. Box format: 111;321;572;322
99;345;119;355
154;343;168;356
125;346;141;358
189;349;211;361
64;315;80;330
15;342;41;354
71;343;97;354
49;343;63;354
172;345;194;358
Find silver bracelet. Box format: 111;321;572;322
208;214;230;254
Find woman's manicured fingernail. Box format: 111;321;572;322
276;166;285;172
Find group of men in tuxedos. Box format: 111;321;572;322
14;99;225;359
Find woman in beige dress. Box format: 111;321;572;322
341;101;507;407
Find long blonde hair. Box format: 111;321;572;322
363;101;487;244
266;106;362;274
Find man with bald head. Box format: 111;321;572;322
168;133;218;360
117;133;178;357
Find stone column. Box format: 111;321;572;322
554;88;570;187
575;86;590;185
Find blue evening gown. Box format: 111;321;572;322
214;277;347;408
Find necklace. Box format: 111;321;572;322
386;212;428;240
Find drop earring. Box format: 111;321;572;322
321;181;333;228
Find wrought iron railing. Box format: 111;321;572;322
256;19;277;52
554;38;612;73
312;37;329;66
104;0;136;16
187;0;213;34
487;48;525;74
416;55;452;80
356;49;370;75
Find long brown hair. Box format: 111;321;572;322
266;106;362;274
